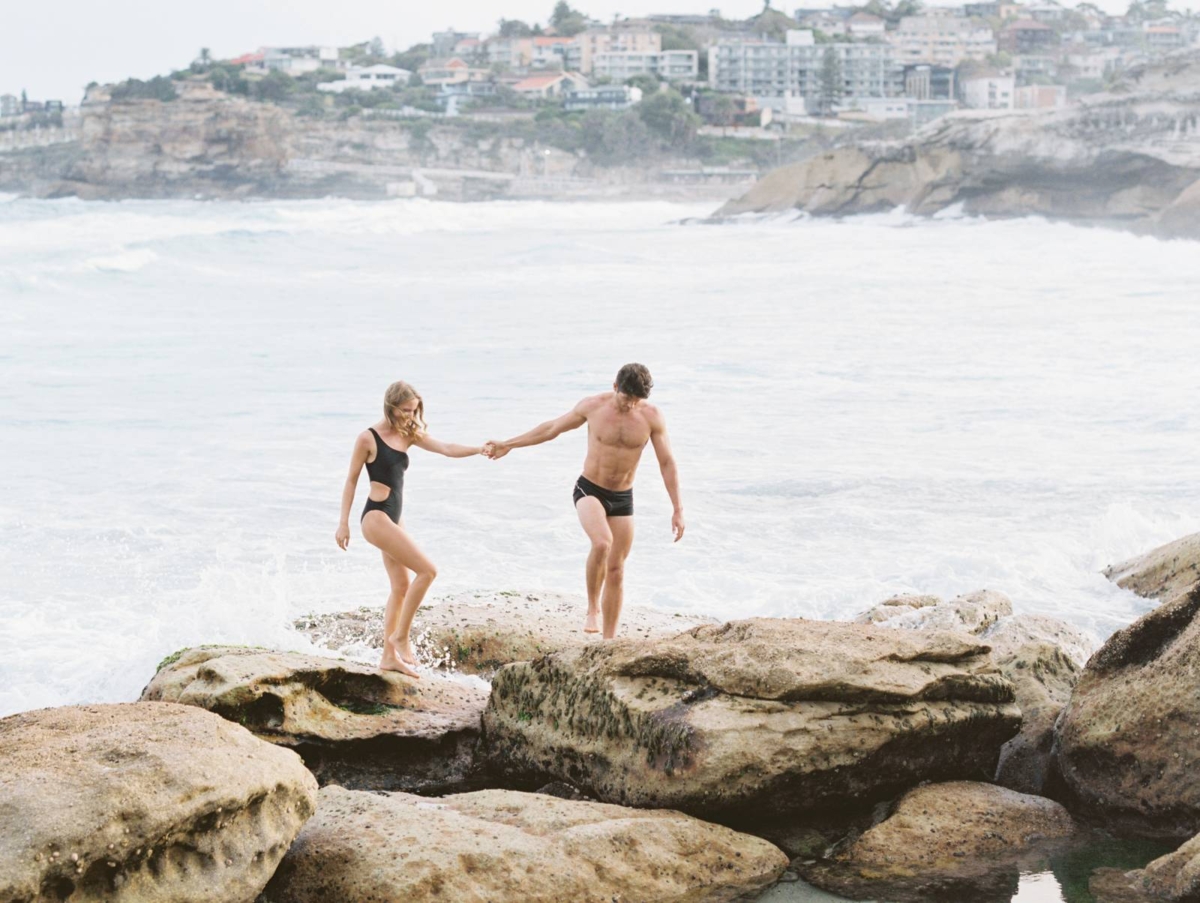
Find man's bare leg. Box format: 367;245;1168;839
576;497;612;633
601;516;635;640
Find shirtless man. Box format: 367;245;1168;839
485;363;684;639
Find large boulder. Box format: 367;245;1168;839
1105;533;1200;601
483;618;1021;824
297;590;715;677
142;646;487;793
1053;585;1200;838
263;785;788;903
801;781;1077;902
0;702;316;903
853;591;1097;795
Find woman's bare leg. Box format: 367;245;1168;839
362;512;437;678
379;546;412;671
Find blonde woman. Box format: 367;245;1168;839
336;381;483;678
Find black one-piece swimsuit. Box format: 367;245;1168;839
361;427;409;524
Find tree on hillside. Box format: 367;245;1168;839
369;36;386;58
251;70;295;103
638;88;701;147
654;23;700;51
626;73;661;95
819;47;844;115
499;18;537;37
550;1;590;36
393;43;431;71
199;48;211;66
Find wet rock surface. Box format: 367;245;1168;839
800;781;1078;902
0;702;316;903
1054;584;1200;839
482;618;1021;824
1105;532;1200;602
141;646;487;793
1091;833;1200;902
296;590;715;678
263;785;788;903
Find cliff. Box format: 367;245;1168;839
715;51;1200;239
0;82;748;202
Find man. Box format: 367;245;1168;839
485;363;684;639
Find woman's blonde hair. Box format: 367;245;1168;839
383;381;426;439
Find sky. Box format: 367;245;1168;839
5;0;1140;102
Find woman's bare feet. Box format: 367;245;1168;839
584;610;601;634
380;643;420;679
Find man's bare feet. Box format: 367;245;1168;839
584;610;601;634
380;643;420;679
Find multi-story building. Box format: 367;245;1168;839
999;19;1059;54
709;29;902;113
317;64;412;93
960;72;1015;108
563;85;643;110
1014;83;1067;107
846;12;887;39
891;14;998;67
433;29;480;59
903;64;956;100
531;37;574;70
418;58;492;88
0;94;19;116
590;49;700;82
249;46;340;75
566;27;662;74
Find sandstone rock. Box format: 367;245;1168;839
801;781;1077;902
0;702;316;903
1091;833;1200;902
1054;585;1200;838
297;590;715;678
715;52;1200;239
483;618;1021;824
263;785;788;903
981;613;1098;669
993;640;1082;795
854;589;1012;634
141;646;487;793
1104;532;1200;602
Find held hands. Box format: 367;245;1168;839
671;510;685;543
335;523;350;550
483;441;510;460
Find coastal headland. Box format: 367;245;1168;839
8;535;1200;902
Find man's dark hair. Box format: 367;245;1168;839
615;363;653;399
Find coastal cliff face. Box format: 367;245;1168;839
0;82;736;202
717;51;1200;239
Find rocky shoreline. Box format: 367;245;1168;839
714;51;1200;241
6;534;1200;902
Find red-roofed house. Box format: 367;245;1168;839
419;57;491;87
511;72;590;99
228;52;264;67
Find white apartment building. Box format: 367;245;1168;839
890;15;998;67
960;73;1015;108
565;28;662;74
590;49;700;81
317;65;412;93
709;30;902;113
249;46;341;76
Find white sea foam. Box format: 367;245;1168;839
1;197;1198;718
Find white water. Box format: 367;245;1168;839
2;197;1198;718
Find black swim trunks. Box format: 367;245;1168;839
573;475;634;517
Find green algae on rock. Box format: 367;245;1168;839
482;618;1021;824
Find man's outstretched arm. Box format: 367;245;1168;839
650;414;685;541
487;403;587;459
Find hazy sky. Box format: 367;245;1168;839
7;0;1135;102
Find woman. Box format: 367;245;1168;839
336;381;482;678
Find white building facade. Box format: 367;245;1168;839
318;65;412;93
960;73;1015;108
590;49;699;81
890;15;998;67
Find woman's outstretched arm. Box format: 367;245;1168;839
337;432;372;549
412;434;484;458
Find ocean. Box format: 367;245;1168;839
2;196;1198;718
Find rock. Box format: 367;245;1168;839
855;591;1097;795
296;590;716;678
854;589;1012;635
1053;584;1200;838
993;641;1082;795
482;618;1021;824
1091;833;1200;902
1104;532;1200;602
801;781;1077;902
263;785;788;903
0;702;316;903
714;52;1200;240
141;646;487;793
